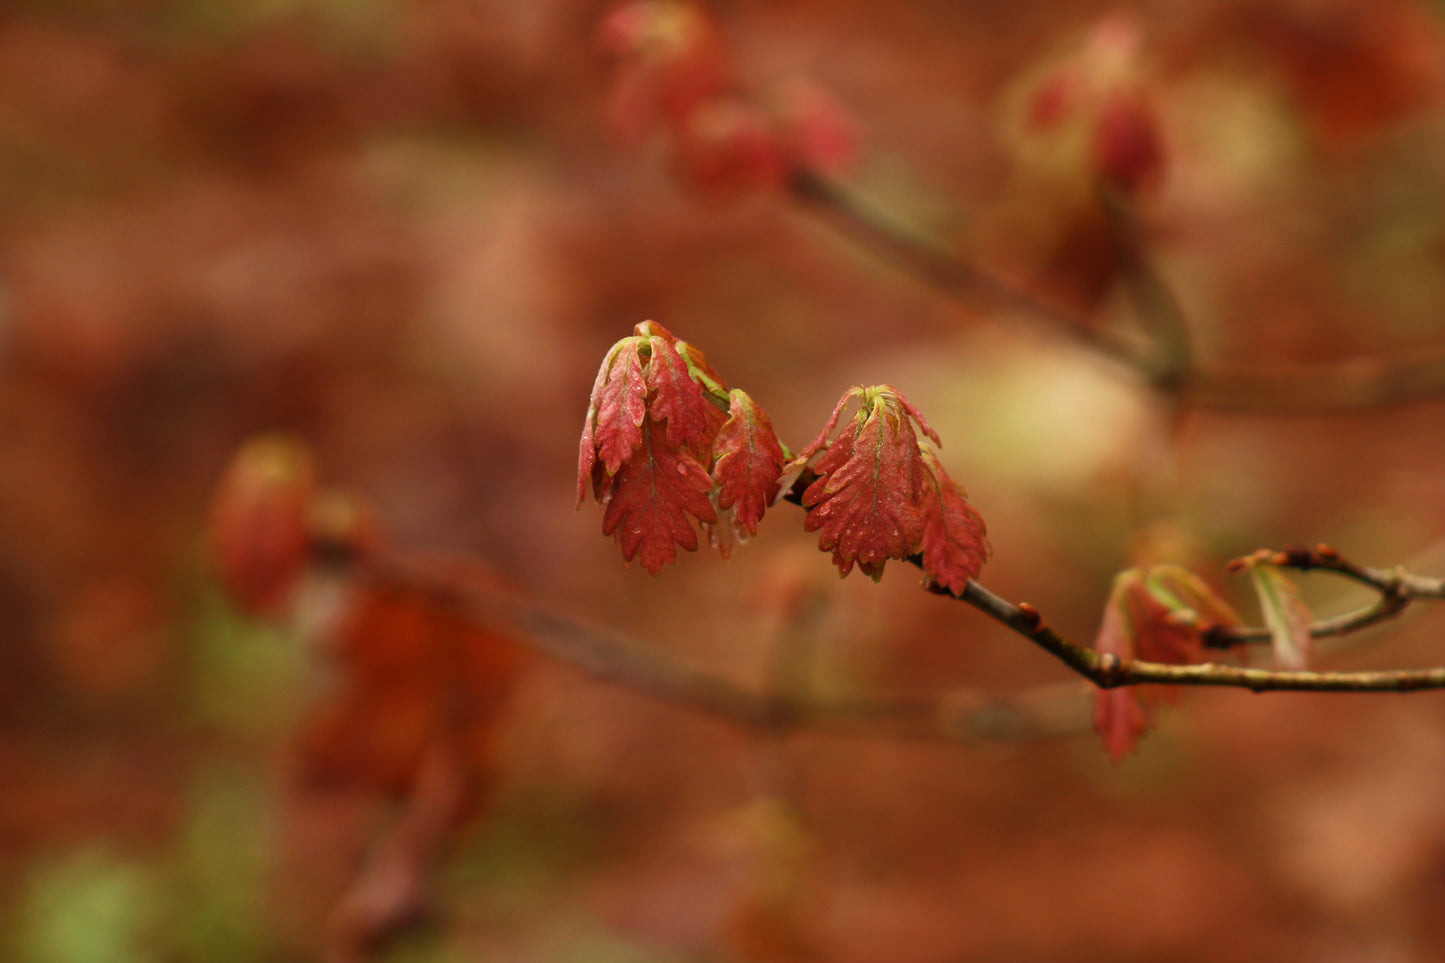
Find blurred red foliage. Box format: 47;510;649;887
299;561;535;810
5;0;1445;960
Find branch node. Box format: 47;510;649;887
1280;543;1315;568
1016;602;1045;631
1200;623;1235;650
1096;652;1126;688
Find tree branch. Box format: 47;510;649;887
355;556;1085;746
925;550;1445;694
788;169;1445;413
356;535;1445;771
787;171;1153;380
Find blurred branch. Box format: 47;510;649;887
789;170;1445;413
1099;188;1193;395
787;170;1157;382
323;742;467;963
360;533;1445;772
360;557;1085;745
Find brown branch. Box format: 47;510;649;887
1099;188;1193;395
355;557;1085;746
497;591;1085;743
925;554;1445;695
787;170;1155;381
364;536;1445;767
788;169;1445;413
1204;544;1442;649
785;478;1445;695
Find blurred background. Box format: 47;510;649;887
7;0;1445;959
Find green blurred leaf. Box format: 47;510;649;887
1247;561;1313;670
11;849;160;963
168;764;273;963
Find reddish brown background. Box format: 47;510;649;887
5;0;1445;960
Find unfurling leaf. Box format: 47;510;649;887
581;339;648;492
712;389;786;537
801;389;926;579
1093;688;1149;766
603;415;718;574
1131;565;1239;706
1090;566;1238;761
1142;565;1241;634
918;448;990;595
579;339;989;580
645;333;715;450
797;385;985;584
581;321;741;572
1244;559;1313;670
1091;577;1148;763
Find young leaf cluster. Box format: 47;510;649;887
796;386;990;592
578;321;787;573
579;324;991;590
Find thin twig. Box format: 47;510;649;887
1099;188;1193;394
1204;545;1442;648
924;550;1445;694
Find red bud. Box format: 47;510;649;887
1090;88;1164;195
207;434;317;618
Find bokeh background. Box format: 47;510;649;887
7;0;1445;960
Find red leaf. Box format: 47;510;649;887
1147;565;1241;632
675;339;727;394
918;448;990;595
1135;565;1239;675
577;352;610;506
591;340;648;478
1127;583;1203;668
801;396;924;579
602;417;718;574
1120;565;1235;708
1090;564;1234;760
1091;88;1164;195
673;96;785;198
794;388;857;464
893;391;942;447
712;389;786;537
1091;581;1150;762
770;77;860;178
1093;687;1150;766
645;334;715;450
300;558;534;803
